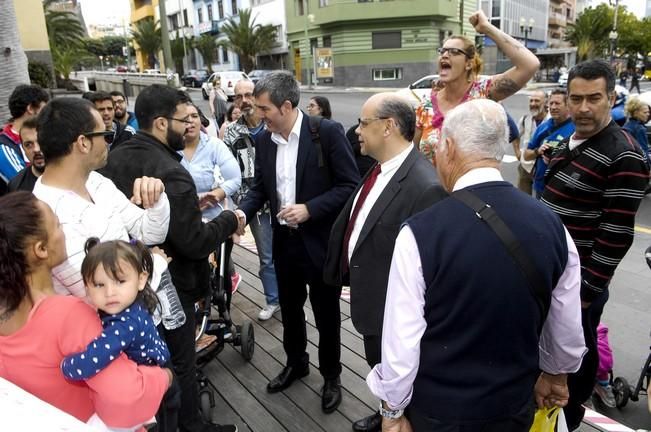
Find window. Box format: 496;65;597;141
491;1;500;17
222;47;229;62
274;25;283;42
297;0;305;16
207;4;213;21
319;0;329;6
197;7;203;23
323;35;331;47
372;68;402;81
372;31;401;49
358;0;373;2
183;9;188;26
232;0;238;15
218;0;224;19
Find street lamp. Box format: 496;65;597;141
302;0;315;89
99;55;104;72
519;17;534;49
609;30;618;63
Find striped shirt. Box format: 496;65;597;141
0;124;26;186
541;121;649;301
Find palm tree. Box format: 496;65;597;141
193;34;218;73
43;0;86;49
52;47;80;88
171;31;193;76
131;17;162;69
565;5;612;61
219;8;277;73
0;0;30;121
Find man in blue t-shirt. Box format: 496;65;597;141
524;89;575;198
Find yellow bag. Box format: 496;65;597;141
529;406;560;432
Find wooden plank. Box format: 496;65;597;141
202;360;286;432
202;380;253;432
214;345;325;432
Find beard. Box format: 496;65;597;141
114;109;126;120
166;127;185;151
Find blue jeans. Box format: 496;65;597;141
249;211;279;306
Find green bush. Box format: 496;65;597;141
28;61;53;88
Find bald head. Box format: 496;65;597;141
366;92;416;141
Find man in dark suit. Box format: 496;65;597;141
324;93;446;432
235;71;360;413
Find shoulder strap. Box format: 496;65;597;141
452;189;551;323
308;115;332;185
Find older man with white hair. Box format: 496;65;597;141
366;99;586;432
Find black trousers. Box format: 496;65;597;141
274;227;342;379
164;300;204;432
565;290;609;431
406;399;535;432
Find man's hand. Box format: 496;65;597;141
534;372;569;409
151;246;172;263
382;416;413;432
131;176;165;209
234;209;247;236
277;204;310;226
469;10;491;34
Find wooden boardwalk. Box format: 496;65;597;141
202;244;377;432
204;245;605;432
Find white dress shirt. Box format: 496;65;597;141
366;167;586;410
272;110;303;225
33;171;170;298
347;145;412;261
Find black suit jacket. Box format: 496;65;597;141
323;147;447;336
239;113;360;271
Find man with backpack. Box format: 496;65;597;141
222;80;281;321
234;71;359;413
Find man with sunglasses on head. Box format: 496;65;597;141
102;84;240;432
83;91;135;150
32;97;170;299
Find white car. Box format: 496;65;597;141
395;74;439;108
201;71;250;101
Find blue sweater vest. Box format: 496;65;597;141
406;181;568;424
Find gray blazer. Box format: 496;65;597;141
323;147;447;336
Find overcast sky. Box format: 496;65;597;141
78;0;647;28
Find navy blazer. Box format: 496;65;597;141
239;112;360;270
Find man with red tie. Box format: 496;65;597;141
324;93;446;432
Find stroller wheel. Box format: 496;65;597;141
240;320;255;361
612;376;630;408
199;389;215;422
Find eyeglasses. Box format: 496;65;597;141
437;47;471;57
234;92;253;100
358;117;389;127
83;130;115;144
165;117;193;125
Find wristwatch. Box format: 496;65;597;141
379;401;404;419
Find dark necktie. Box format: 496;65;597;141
342;163;382;273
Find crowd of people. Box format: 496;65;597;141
0;10;650;432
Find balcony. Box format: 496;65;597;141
548;12;566;27
131;4;155;23
287;0;455;31
198;20;220;34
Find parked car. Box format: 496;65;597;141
248;69;273;84
395;74;440;108
558;72;568;87
182;69;210;88
144;69;162;75
116;65;128;73
201;71;251;100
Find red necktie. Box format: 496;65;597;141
342;163;382;273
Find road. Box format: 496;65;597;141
187;82;651;430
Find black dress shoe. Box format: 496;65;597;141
267;364;309;393
321;377;342;413
352;412;381;432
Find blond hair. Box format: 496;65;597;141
624;97;648;117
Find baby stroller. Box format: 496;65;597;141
195;237;255;421
610;246;651;410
